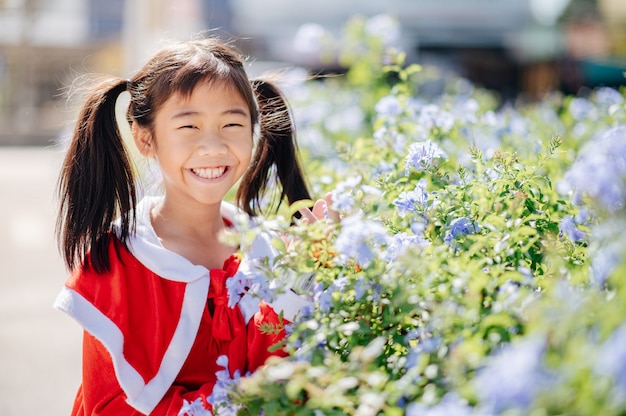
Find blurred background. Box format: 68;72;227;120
0;0;625;146
0;0;624;415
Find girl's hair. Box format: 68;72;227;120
57;37;310;273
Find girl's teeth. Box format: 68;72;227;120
192;167;226;179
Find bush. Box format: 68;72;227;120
213;15;626;416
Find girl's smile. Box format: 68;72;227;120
190;166;230;180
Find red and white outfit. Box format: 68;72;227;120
54;197;309;415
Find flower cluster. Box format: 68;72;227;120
191;14;626;416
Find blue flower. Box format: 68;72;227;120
418;104;454;132
383;230;430;262
226;272;248;308
405;140;447;175
595;323;626;398
365;14;401;46
568;97;594;120
354;277;370;300
178;398;213;416
444;217;480;247
594;87;624;106
335;213;391;266
394;179;429;217
375;95;402;117
313;282;334;312
405;337;441;370
406;394;475;416
558;215;587;243
206;355;241;415
557;126;626;212
331;175;362;213
474;337;553;413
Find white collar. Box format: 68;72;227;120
122;196;242;283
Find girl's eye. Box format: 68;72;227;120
179;125;197;130
224;123;243;128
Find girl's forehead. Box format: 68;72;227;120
154;79;251;122
163;80;248;108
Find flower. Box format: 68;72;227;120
330;175;362;213
225;272;248;308
406;394;476;416
365;14;401;46
354;277;370;300
293;23;328;55
335;213;391;266
418;104;455;132
569;97;594;120
375;95;402;117
313;282;334;312
594;87;624;106
557;126;626;212
595;323;626;398
405;140;447;175
206;356;241;415
383;231;430;262
178;398;212;416
444;217;480;247
393;179;429;217
474;337;553;413
558;215;587;243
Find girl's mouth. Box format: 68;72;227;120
191;166;228;179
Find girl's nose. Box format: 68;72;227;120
199;135;228;156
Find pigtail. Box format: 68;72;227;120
56;78;137;273
237;79;311;218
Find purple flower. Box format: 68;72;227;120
365;14;401;46
569;97;594;119
558;215;587;243
178;399;212;416
419;104;454;132
405;337;441;370
354;277;370;300
405;140;447;175
557;126;626;212
444;217;480;246
383;231;430;262
226;272;248;308
331;176;362;213
335;213;391;266
226;263;273;308
406;394;475;416
474;337;553;413
375;95;402;117
394;179;429;217
594;87;623;106
595;323;626;397
206;356;241;415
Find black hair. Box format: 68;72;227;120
56;38;310;273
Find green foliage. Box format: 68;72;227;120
217;15;626;416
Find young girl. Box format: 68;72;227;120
53;37;327;415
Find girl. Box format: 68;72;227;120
53;37;327;415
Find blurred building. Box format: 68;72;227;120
231;0;626;101
0;0;230;145
0;0;122;145
0;0;624;145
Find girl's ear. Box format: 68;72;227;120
132;123;155;157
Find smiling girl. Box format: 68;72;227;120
54;37;325;415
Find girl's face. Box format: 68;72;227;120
135;80;253;207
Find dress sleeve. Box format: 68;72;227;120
246;301;290;373
77;331;215;415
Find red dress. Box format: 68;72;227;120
54;198;309;415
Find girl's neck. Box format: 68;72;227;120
149;196;237;269
152;197;224;237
